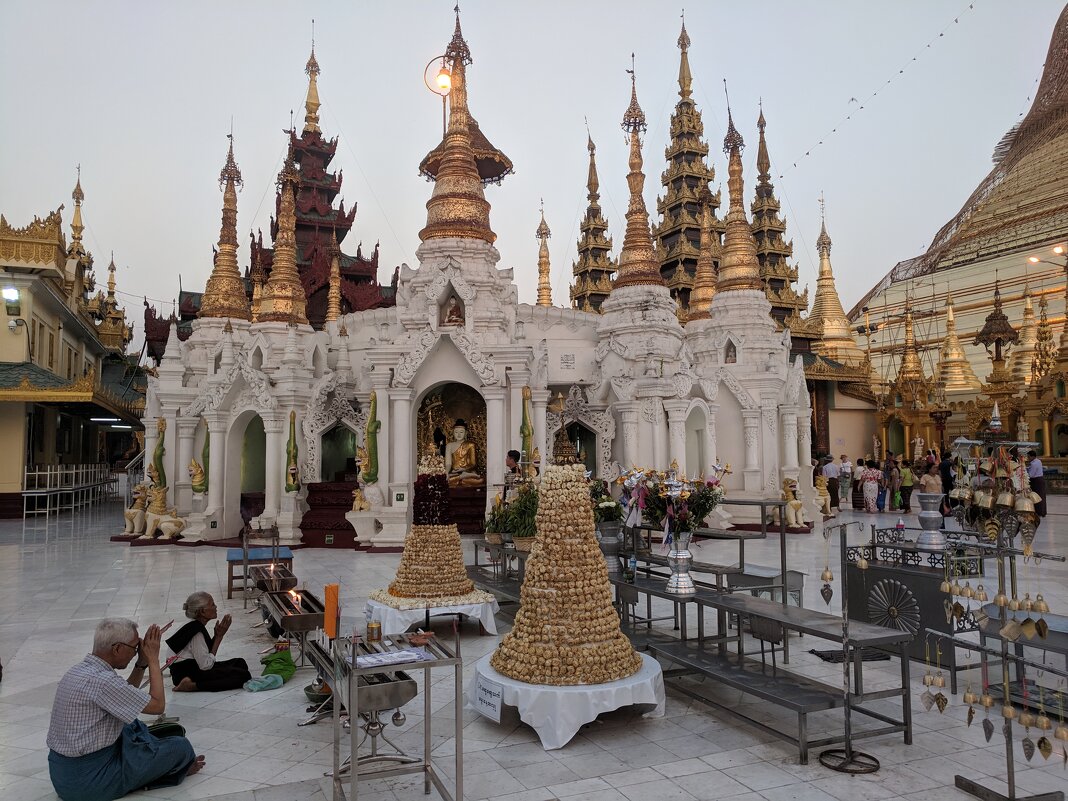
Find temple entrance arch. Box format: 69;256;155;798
565;422;596;474
415;382;487;482
321;424;357;482
546;385;616;479
887;418;905;460
224;410;265;537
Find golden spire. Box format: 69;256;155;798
1033;292;1056;383
687;184;717;320
325;229;342;322
1010;287;1038;385
896;301;926;384
536;201;552;306
258;153;309;324
70;165;85;253
677;13;692;99
419;8;495;244
612;59;666;289
935;291;981;392
756;105;771;183
570;130;615;312
201;136;252;321
715;105;763;292
808;207;864;364
107;256;116;297
303;30;321;134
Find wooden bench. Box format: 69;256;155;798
226;547;294;599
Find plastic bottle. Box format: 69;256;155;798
628;555;637;583
896;517;905;534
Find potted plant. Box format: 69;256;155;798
507;483;539;552
484;495;509;545
590;480;624;574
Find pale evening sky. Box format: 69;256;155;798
0;1;1062;356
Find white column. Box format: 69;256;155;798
368;374;391;497
742;409;762;492
617;402;640;468
262;416;284;522
531;389;549;467
175;417;196;515
663;399;690;475
798;411;812;470
782;407;799;471
205;414;226;513
484;387;506;491
388;388;414;486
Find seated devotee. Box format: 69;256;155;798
47;618;202;801
168;592;251;692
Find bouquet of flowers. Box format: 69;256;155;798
640;464;728;536
590;480;624;524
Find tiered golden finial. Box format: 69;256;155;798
200;135;252;321
535;201;552;306
94;254;132;352
69;165;87;261
325;229;342;322
677;12;692;98
715;99;763;293
808;204;865;364
303;26;321;135
750;106;807;326
935;291;982;392
1032;293;1056;383
258;153;309;324
612;58;666;289
570;131;616;311
1010;287;1038;385
687;184;718;320
896;301;926;385
418;7;495;244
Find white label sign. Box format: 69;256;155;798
474;674;503;723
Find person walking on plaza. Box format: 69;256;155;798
822;455;841;509
899;458;915;513
47;619;202;801
852;454;866;510
861;459;883;513
886;458;901;511
1026;450;1048;526
839;454;853;500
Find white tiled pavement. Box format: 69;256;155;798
0;497;1066;801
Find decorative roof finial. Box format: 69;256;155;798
303;22;321;134
816;192;832;256
201;133;251;321
715;81;761;293
677;11;692;99
722;80;744;155
72;164;84;204
622;54;647;134
536;201;552;307
755;100;771;183
446;3;472;66
69;165;86;257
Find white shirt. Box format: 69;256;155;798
47;655;150;757
822;462;841;479
172;629;216;670
840;460;853;477
1027;458;1043;479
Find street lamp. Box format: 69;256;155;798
423;56;452;136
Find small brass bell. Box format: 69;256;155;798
950;579;962;596
1055;722;1068;741
1019;710;1036;728
1022;593;1034;612
1037;713;1052;731
940;578;953;594
1015;495;1035;514
1033;594;1049;614
996;489;1016;509
963;689;979;705
978;492;995;510
994;591;1009;607
821;566;833;583
856;555;869;570
923;672;934;687
961;582;974;599
933;671;946;689
1003;705;1017;720
980;693;996;708
976;584;989;602
1008;596;1020;612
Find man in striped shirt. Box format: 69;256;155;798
46;618;203;801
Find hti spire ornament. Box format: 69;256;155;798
303;23;321;134
258;152;308;324
570;129;615;311
935;291;981;392
715;84;762;293
612;56;665;289
200;134;251;321
535;200;552;307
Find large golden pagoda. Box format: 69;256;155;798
418;10;499;245
570;135;615;311
809;216;865;365
199;137;251;321
612;66;666;290
687;185;718;321
934;292;981;393
715;112;763;293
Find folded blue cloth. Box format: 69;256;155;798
244;674;283;692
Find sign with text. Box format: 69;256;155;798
474;674;503;723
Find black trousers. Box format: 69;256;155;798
171;657;251;692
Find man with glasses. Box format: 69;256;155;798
46;618;203;801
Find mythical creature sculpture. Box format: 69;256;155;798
814;475;833;517
285;411;300;492
141;485;185;540
351;486;371;512
780;478;807;529
363;392;380;484
123;483;148;534
188;458;207;494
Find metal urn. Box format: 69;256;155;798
665;530;697;594
915;492;947;551
597;521;622;575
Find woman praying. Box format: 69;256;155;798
167;592;250;692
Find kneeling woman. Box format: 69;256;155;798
167;592;251;692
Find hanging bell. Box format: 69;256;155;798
996;489;1016;509
976;584;989;602
961;581;975;599
1054;722;1068;741
950;578;962;596
933;671;946;689
994;591;1009;607
980;693;996;708
1003;704;1017;720
1015;495;1036;514
978;492;995;510
1029;490;1042;503
821;566;833;583
963;689;979;705
856;555;869;570
1037;713;1053;731
958;486;974;502
1022;593;1034;612
1033;594;1050;614
1008;596;1021;612
940;578;953;594
1019;710;1036;728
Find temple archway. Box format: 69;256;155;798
223;410;265;537
566;422;596;474
320;423;357;482
887;418;905;459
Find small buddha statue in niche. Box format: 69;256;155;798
442;295;464;326
444;419;483;486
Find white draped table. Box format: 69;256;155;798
467;652;665;750
364;598;500;636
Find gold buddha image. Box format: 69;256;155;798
445;419;483;486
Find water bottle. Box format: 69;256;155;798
896;517;905;538
628;555;637;583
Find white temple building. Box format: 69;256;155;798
143;13;812;546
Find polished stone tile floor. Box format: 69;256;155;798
0;498;1066;801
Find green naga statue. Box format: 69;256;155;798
152;418;167;488
520;386;534;465
189;423;208;494
363;390;380;484
285;410;300;493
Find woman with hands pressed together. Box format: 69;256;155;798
167;592;251;692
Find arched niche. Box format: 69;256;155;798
685;405;707;477
321;423;357;482
224;410;265;537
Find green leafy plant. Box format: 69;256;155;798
590;480;624;524
507;484;539;538
485;495;510;534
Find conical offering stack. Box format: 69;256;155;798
378;451;481;602
491;464;642;685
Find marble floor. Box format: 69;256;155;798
1;497;1066;801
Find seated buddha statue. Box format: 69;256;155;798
444;420;483;486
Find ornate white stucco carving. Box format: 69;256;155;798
611;375;637;401
545;385;617;479
425;264;475;304
183;351;276;418
393;328;499;388
718;369;758;410
393;328;438;387
301;372;367;482
451;330;499;385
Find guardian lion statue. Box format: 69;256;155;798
140;485;186;540
814;475;834;517
781;478;807;529
123;483;148;535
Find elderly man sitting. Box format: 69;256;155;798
46;618;204;801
